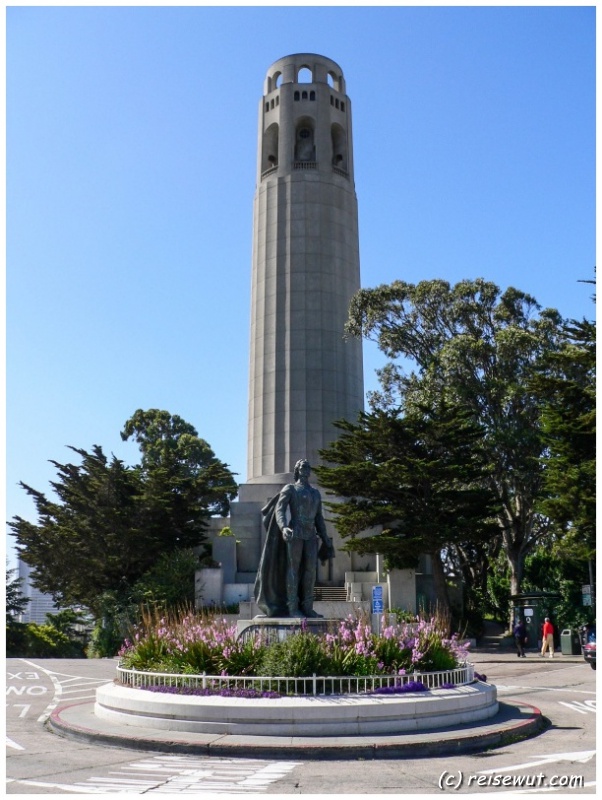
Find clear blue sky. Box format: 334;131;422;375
6;5;595;567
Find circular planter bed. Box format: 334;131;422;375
95;667;498;737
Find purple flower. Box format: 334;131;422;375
142;684;281;699
371;681;428;695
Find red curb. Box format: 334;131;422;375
47;696;545;760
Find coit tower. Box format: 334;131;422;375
246;53;364;488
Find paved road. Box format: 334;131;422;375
6;653;596;794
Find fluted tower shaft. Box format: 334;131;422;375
247;53;364;484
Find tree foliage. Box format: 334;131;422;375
129;548;198;610
6;566;29;621
9;410;238;618
533;319;596;558
523;543;595;630
345;278;564;599
6;566;30;655
317;403;500;617
121;409;238;548
10;446;150;614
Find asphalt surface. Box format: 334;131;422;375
13;649;580;760
7;648;595;794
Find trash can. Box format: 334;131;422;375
560;629;581;655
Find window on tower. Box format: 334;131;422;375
295;123;315;162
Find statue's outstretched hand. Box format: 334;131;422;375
282;527;293;541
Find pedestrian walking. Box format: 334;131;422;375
513;618;527;657
540;617;555;658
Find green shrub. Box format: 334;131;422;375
6;621;29;656
373;636;412;673
119;631;171;670
417;641;457;672
218;636;265;676
173;639;217;674
24;623;81;657
130;549;198;610
390;608;418;624
259;631;329;677
321;638;378;676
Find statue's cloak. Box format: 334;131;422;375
253;489;292;617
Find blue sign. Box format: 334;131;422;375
372;585;384;614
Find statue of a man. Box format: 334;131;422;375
254;459;335;618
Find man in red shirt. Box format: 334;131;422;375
540;617;555;658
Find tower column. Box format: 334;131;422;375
247;53;364;487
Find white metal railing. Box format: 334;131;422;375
116;662;474;695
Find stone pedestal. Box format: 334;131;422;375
236;616;337;644
238;599;370;621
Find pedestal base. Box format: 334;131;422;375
236;616;337;643
95;679;500;738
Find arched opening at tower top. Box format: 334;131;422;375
327;71;343;92
297;66;313;83
267;72;283;93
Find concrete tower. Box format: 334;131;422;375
247;53;364;487
204;55;420;610
224;54;365;587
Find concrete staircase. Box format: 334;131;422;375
313;585;347;601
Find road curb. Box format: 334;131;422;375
47;698;545;760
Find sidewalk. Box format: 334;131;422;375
468;620;585;662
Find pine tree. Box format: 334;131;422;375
317;403;500;618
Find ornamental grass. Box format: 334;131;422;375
118;608;469;679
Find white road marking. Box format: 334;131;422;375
36;670;63;722
8;754;301;794
6;737;25;750
5;779;106;793
495;683;596;695
477;749;596;774
558;699;596;714
12;658;110;721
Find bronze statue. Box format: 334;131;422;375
254;459;335;618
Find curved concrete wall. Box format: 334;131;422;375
95;681;498;737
